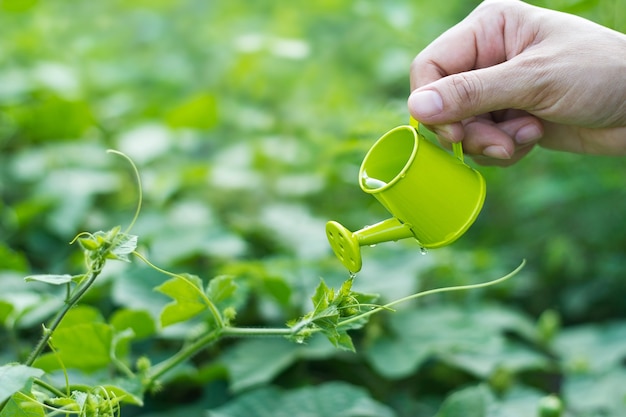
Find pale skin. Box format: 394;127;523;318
408;0;626;166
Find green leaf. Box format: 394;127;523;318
563;368;626;415
220;335;336;393
206;275;238;307
365;304;540;379
554;320;626;373
207;381;396;417
0;300;14;326
23;274;74;285
101;379;145;406
56;305;104;331
0;391;45;417
436;384;545;417
33;323;114;373
260;276;292;307
110;308;156;340
155;273;207;327
311;279;333;313
288;278;376;351
165;92;218;130
435;384;492;417
108;233;138;262
0;364;44;404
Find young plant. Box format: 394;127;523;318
0;150;525;416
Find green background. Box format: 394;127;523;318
1;0;625;416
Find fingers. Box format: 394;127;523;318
408;61;538;126
425;114;544;166
408;0;545;150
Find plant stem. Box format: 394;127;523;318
338;259;526;330
24;263;103;367
106;150;143;235
32;378;67;398
143;260;526;389
144;325;293;387
145;329;222;385
222;326;293;337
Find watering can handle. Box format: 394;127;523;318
409;116;464;163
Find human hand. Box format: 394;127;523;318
408;0;626;166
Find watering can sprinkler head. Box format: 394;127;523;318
326;119;486;273
326;221;363;273
326;217;417;273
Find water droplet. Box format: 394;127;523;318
349;272;357;280
420;247;428;255
369;244;377;247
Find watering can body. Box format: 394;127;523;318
326;124;485;272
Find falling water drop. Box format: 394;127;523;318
420;247;428;255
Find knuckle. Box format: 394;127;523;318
449;73;483;109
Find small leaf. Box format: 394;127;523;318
24;274;74;285
329;331;355;352
155;274;207;327
0;364;44;404
101;379;145;406
108;233;138;262
77;236;100;251
206;275;238;306
311;279;332;314
289;278;376;348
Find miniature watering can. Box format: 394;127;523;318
326;119;486;272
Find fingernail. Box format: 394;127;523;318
515;124;542;145
434;124;456;142
483;145;511;159
408;90;444;118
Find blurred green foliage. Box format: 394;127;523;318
1;0;625;416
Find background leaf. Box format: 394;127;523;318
110;308;156;340
435;385;491;417
0;391;45;417
0;364;44;404
219;335;336;393
365;304;541;379
207;382;397;417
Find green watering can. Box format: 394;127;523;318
326;119;486;272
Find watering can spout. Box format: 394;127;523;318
326;219;414;273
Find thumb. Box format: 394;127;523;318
408;63;532;124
